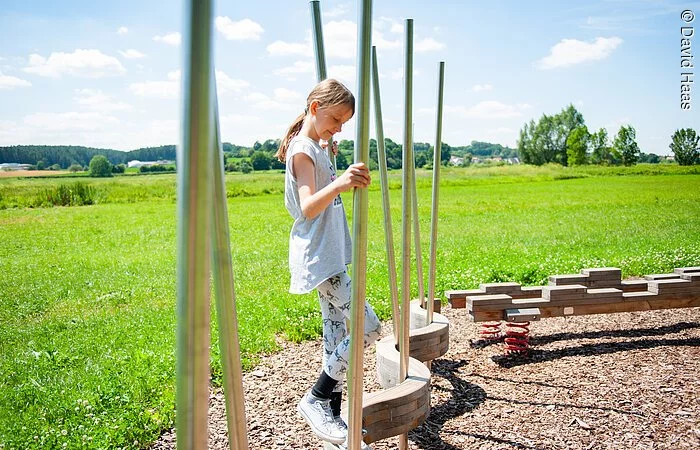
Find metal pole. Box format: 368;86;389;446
371;46;400;343
177;0;214;447
347;1;372;448
427;62;445;324
211;89;249;450
411;133;425;310
309;0;336;170
399;18;413;450
309;0;327;81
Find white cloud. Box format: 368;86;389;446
268;20;359;59
389;68;403;80
376;17;403;34
415;37;445;52
118;49;146;59
23;49;126;78
446;101;531;119
23;111;120;131
273;87;301;102
243;90;298;111
374;31;401;51
472;84;493;92
154;32;182;46
325;3;350;18
273;60;314;79
267;40;312;57
215;70;249;94
0;70;32;89
537;37;623;70
117;26;129;35
74;89;132;112
324;20;356;58
328;65;355;84
215;17;264;40
129;71;180;99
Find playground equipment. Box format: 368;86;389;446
177;1;248;449
176;0;451;448
446;267;700;353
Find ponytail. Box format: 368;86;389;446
276;112;305;162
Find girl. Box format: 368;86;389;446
276;79;382;447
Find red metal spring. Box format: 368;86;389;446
504;321;530;354
479;321;502;340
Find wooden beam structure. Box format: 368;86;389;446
446;267;700;322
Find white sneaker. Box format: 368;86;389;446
297;393;346;444
333;417;372;450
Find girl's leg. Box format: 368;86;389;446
317;282;347;416
318;270;382;382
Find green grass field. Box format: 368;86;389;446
1;164;699;448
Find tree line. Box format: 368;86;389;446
1;137;516;172
517;104;699;166
0;145;177;169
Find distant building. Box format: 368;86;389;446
0;163;33;171
127;160;174;168
449;156;464;166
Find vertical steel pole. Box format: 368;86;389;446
427;62;445;324
211;89;249;450
177;0;214;448
411;135;425;310
309;0;327;81
371;46;400;343
399;18;413;450
309;0;336;169
347;1;372;448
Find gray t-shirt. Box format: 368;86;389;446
285;135;352;294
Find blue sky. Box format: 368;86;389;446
0;0;698;155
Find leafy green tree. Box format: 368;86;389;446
112;164;126;174
566;125;590;166
335;152;349;170
250;151;271;170
89;155;113;177
36;160;47;170
240;161;253;173
613;125;640;166
415;152;427;168
517;104;584;165
440;142;451;165
68;163;83;173
669;128;700;165
590;128;614;165
639;153;661;164
49;163;61;171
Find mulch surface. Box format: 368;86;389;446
152;306;700;449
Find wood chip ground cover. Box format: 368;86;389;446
152;306;700;449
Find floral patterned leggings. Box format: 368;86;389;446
316;270;382;386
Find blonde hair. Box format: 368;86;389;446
276;79;355;162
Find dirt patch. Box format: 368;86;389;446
0;170;69;177
152;306;700;449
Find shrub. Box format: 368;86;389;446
89;155;113;177
670;128;700;166
33;183;96;207
68;164;83;173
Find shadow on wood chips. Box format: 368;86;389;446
492;321;700;368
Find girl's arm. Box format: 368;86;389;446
293;153;370;219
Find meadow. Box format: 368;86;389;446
0;164;699;448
